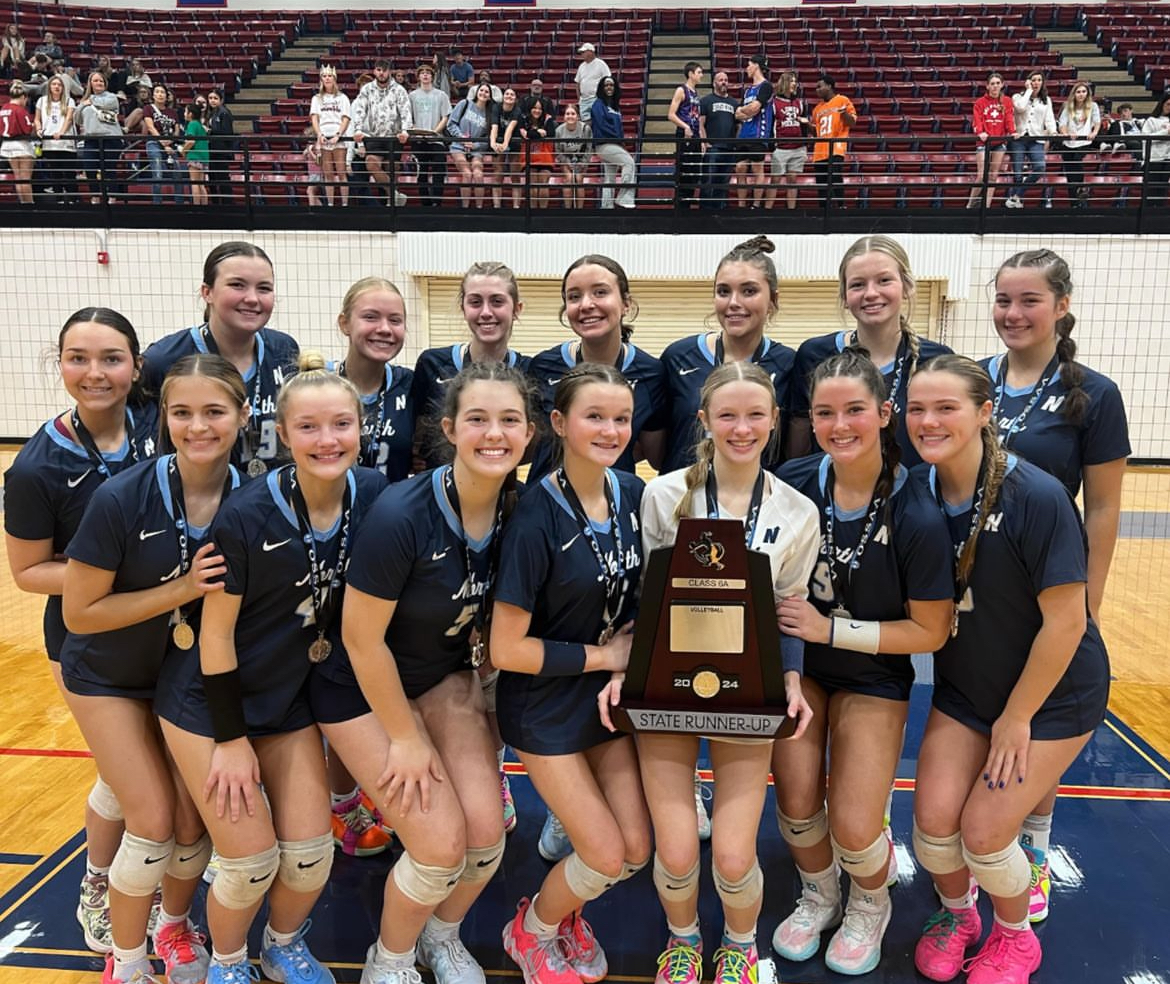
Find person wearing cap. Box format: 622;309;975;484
733;53;774;208
351;58;414;206
519;78;557;127
575;43;611;120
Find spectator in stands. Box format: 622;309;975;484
431;50;451;98
1141;92;1170;204
591;75;636;208
477;69;502;104
733;53;773;207
448;81;495;208
450;49;474;102
178;102;209;205
52;63;84;100
32;31;63;64
204;88;235;204
575;42;611;120
1;25;24;78
194;93;208;124
108;56;132;99
310;65;351;207
123;59;152;98
409;63;451;207
1058;81;1101;208
699;69;738;208
34;73;78;203
78;70;124;202
491;86;525;208
91;54;112;81
123;85;152;133
1006;70;1057;208
520;78;557;126
523;98;556;208
1104;103;1143;153
1;81;35;203
347;71;374;205
141;83;185;205
767;70;810;210
810;73;856;208
555;102;592;208
968;71;1014;208
393;68;408;87
667;61;704;209
351;58;413;207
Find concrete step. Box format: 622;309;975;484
652;34;708;45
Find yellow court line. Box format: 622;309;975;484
0;842;87;926
1104;718;1170;784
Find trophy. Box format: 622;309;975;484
612;518;797;740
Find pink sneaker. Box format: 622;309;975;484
654;939;702;984
963;924;1042;984
913;906;982;982
152;919;210;984
711;943;757;984
558;910;607;983
503;898;582;984
1027;858;1051;923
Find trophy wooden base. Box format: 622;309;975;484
612;699;797;741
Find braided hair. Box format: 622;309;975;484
838;235;922;376
549;362;633;469
672;361;778;524
715;235;780;319
994;249;1088;426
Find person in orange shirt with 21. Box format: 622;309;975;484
811;75;857;208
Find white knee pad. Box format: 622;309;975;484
392;851;465;906
167;833;212;882
460;835;506;885
831;831;890;880
713;860;763;911
88;777;124;822
912;823;964;876
277;833;334;894
563;852;616;902
479;668;499;713
109;832;174;897
777;806;829;849
619;857;648;882
652;855;700;903
212;845;280;910
962;841;1031;899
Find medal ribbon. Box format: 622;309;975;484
200;325;265;459
70;409;140;479
704;466;766;549
340;360;389;469
850;331;908;414
931;459;988;636
991;353;1060;448
822;466;886;616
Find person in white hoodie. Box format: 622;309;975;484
1140;91;1170;204
1005;70;1056;208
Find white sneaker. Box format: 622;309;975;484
695;772;711;841
393;191;408;206
772;882;842;962
1005;195;1023;209
417;932;486;984
824;891;892;976
361;945;424;984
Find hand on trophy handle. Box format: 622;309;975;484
597;672;626;732
777;596;831;645
782;670;814;741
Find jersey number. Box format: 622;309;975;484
810;560;834;603
258;419;279;460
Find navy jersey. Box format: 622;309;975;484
923;458;1110;738
155;465;387;737
526;341;667;480
777;454;953;697
3;406;159;659
494;469;644;755
60;456;242;698
980;355;1130;498
141;325;299;469
343;467;496;698
659;332;796;473
336;361;415;483
789;331;953;468
410;345;529;469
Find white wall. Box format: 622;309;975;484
3;228;1166;458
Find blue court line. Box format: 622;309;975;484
0;853;40;865
0;829;85;923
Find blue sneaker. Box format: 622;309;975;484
538;811;572;862
206;959;260;984
260;922;336;984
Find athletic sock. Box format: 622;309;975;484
211;944;248;966
523;895;561;940
154;905;189;931
667;918;701;945
331;785;360;807
264;924;298;949
797;862;842;903
994;913;1030;932
424;914;462;940
375;938;417;967
1020;814;1052;864
112;941;151;981
721;925;756;947
940;888;975;911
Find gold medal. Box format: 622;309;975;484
308;635;332;663
691;670;721;700
247;457;268;477
172;619;195;650
598;624;615;645
830;605;851;620
469;629;486;668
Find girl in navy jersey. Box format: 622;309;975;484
632;362;818;984
905;355;1109;984
788;236;951;466
527;255;668;480
158;355;387;984
771;350;952;976
331;362;537;984
4;307;157;956
141;241;299;475
412;262;530;471
61;355;247;984
492;364;652;984
659;236;796;473
981;249;1129;925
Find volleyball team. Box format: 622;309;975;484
4;233;1127;984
